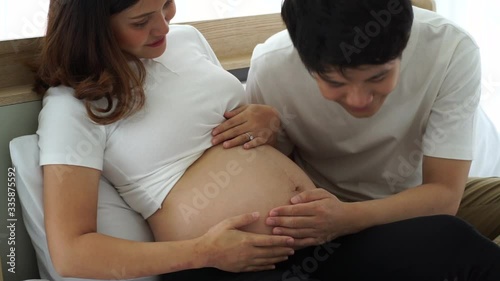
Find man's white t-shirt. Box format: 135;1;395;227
37;25;245;219
246;7;481;201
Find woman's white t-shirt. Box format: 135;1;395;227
37;25;245;218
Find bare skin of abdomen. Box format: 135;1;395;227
147;144;316;241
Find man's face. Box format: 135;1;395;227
312;59;401;118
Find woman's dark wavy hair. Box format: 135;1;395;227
34;0;145;125
282;0;414;76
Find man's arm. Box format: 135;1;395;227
350;156;470;232
266;156;471;248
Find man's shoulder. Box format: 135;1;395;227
251;30;296;64
401;7;479;72
412;7;477;45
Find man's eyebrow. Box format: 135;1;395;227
324;77;344;84
129;11;154;19
366;69;390;81
318;73;344;84
319;68;390;83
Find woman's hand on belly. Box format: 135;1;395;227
196;212;295;272
211;104;280;149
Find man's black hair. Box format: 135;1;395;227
282;0;414;75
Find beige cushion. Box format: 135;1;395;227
412;0;436;11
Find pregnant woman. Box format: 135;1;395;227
36;0;315;280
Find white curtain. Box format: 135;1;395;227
436;0;500;129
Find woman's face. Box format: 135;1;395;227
110;0;176;59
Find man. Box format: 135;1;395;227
212;0;500;279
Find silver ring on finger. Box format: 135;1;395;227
245;132;254;142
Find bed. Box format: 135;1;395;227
3;1;500;280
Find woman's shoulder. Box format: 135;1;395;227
42;85;84;108
40;85;94;123
153;24;218;66
168;24;204;41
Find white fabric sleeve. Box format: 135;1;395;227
423;37;481;160
188;25;245;111
37;86;106;170
246;52;295;156
190;25;223;68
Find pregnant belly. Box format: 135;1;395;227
147;144;316;241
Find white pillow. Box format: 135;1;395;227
9;135;160;281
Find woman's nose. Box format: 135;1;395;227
152;15;169;36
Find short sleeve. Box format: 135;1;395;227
423;37;481;160
37;86;106;170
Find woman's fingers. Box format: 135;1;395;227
249;233;295;247
222;212;261;229
206;213;297;272
243;265;277;272
212;119;247;145
223;105;248;119
251;256;289;266
212;104;280;148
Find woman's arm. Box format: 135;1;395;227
44;164;202;278
44;165;294;279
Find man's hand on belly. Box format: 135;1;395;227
265;188;359;249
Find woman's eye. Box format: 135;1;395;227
133;20;149;28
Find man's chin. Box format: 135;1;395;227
342;102;385;118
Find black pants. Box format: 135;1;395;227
162;215;500;281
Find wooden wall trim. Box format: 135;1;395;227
0;13;285;107
193;13;285;70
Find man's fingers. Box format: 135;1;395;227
272;227;317;239
266;215;316;229
269;203;317;217
290;188;331;204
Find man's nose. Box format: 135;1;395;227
345;86;373;108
